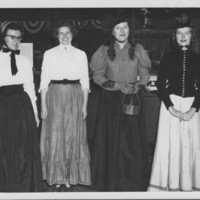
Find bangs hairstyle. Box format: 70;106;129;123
1;21;24;36
171;13;195;49
171;26;195;49
52;20;78;38
105;18;136;61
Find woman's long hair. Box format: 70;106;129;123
104;23;136;61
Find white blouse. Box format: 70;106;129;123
0;50;38;115
39;44;90;91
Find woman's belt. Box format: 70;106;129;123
0;84;24;95
50;79;80;85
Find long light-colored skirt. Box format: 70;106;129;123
40;83;91;186
148;94;200;191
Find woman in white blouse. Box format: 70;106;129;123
39;21;91;190
0;21;43;192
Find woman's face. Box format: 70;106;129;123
112;22;129;43
176;27;192;47
57;26;73;46
4;29;22;50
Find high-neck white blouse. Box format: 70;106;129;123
39;44;90;91
0;50;38;114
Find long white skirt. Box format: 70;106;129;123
148;94;200;191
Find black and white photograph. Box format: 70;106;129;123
0;0;200;199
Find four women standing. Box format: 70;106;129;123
1;14;199;193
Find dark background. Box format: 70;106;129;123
1;8;200;73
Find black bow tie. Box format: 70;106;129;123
2;48;20;55
2;48;20;75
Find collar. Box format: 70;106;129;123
114;41;130;50
1;45;20;54
173;47;194;58
58;44;72;52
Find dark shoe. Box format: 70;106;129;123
66;185;73;192
53;185;62;192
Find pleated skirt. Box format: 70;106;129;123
148;94;200;191
0;85;43;192
90;90;148;191
40;83;91;186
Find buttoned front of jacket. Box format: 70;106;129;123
157;49;200;111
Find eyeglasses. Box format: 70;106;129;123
5;35;22;41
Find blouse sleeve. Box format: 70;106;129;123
157;54;174;109
38;51;51;92
79;51;90;90
23;59;38;115
135;43;151;86
90;45;108;86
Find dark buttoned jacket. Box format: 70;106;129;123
157;49;200;111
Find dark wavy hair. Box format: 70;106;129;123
0;21;24;49
1;21;24;36
104;20;136;61
52;20;78;39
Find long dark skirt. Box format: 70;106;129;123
90;90;147;191
0;85;43;192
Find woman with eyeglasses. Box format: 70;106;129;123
0;21;43;192
39;21;91;191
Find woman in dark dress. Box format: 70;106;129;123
0;21;43;192
90;16;151;191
